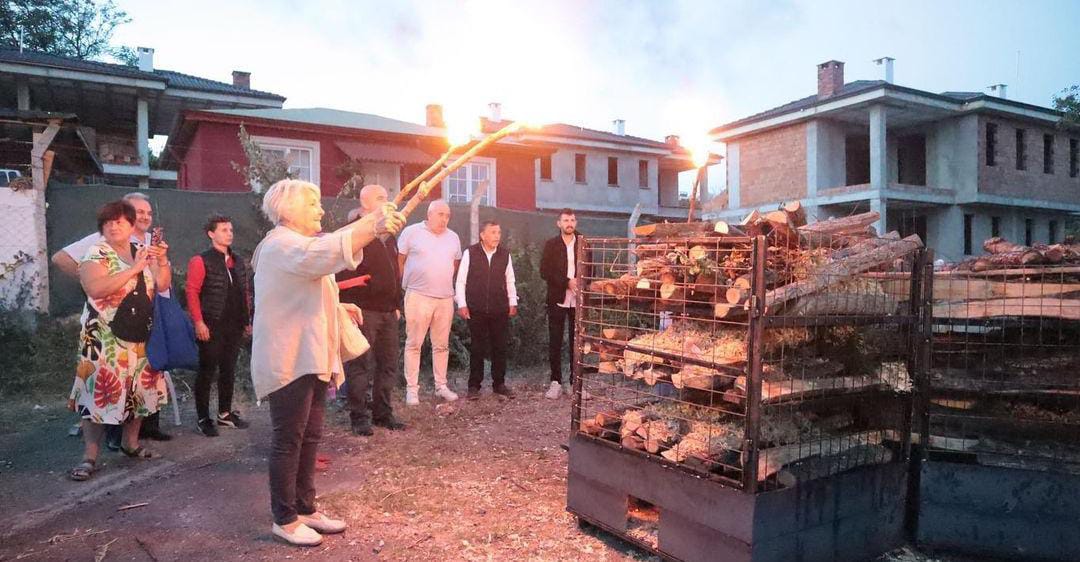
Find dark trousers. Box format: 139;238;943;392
344;309;397;425
547;304;575;383
195;322;243;420
467;310;509;390
268;374;326;526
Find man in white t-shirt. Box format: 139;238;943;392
51;192;174;442
397;200;462;406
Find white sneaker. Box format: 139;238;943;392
271;522;322;546
405;388;420;407
435;385;459;402
545;381;562;400
297;512;346;534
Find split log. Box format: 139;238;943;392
589;275;638;298
602;328;632;340
660;423;743;463
595;410;623;429
779;200;807;228
756;431;885;481
764;234;923;312
621;435;647;451
634;221;716;238
713;302;748;319
784;292;899;316
621;410;659;438
598;361;620;374
636;419;684;454
762;210;799;248
580;420;604;436
641;366;668;386
637;257;672;277
798;211;880;237
932;298;1080;320
670;364;730;391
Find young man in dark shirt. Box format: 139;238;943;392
186;215;252;437
336;185;406;435
539;209;582;400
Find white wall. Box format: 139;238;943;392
535;147;662;213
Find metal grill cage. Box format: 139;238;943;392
923;266;1080;474
573;233;926;493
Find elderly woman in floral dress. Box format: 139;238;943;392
68;200;171;481
251;179;404;546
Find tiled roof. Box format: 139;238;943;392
0;49;284;100
200;107;444;137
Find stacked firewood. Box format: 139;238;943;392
957;236;1080;272
588;201;923;319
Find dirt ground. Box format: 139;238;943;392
0;368;966;562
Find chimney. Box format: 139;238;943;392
488;102;502;122
612;119;626;136
988;84;1008;99
232;70;251;89
873;56;895;84
137;47;154;72
817;60;845;98
426;104;445;128
665;134;680;146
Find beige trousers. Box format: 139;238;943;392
403;290;454;391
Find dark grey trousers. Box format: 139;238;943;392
344;309;398;425
268;374;326;525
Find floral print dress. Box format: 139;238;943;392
69;240;167;424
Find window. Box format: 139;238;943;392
444;159;493;206
574;154;586;183
1015;129;1026;170
638;160;649;189
1070;138;1078;178
538;155;552;181
1043;134;1054;174
1025;218;1033;246
985;123;997;166
251;136;320;188
991;216;1001;238
1049;220;1059;244
963;214;973;255
607;157;619;186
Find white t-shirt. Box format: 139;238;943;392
398;222;462;299
63;231;151;262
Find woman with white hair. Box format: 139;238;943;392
251;179;404;546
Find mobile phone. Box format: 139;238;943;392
151;227;164;246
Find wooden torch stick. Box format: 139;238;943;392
398;121;526;218
686;165;706;223
393;148;455;207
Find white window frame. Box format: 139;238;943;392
251;135;321;186
442;156;496;206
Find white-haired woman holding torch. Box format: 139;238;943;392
251;179;404;546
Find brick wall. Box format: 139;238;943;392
737;123;808;207
978;115;1080;203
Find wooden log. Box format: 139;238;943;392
725;274;752;305
602;328;631;340
779;200;807;228
634;221;716;238
983;237;1027;254
764;235;923;312
636;257;672;277
829;230;901;260
580;419;604;436
595;410;623;429
757;431;885;481
713;221;746;236
633;243;674;258
621;410;658;438
735;374;880;402
784;292;899;316
946;265;1080;277
932;298;1080;320
798;211;880;236
969;250;1046;271
636;419;684;454
691;272;719;296
598;361;620;374
620;435;646;450
670;364;730;391
713;302;748;319
762;210;799;247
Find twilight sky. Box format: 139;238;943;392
120;0;1079;172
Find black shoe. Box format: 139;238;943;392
466;388;481;400
196;418;219;437
351;422;374;436
492;385;516;399
372;417;406;431
217;411;250;429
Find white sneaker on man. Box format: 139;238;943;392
297;512;346;534
405;388;420;407
435;385;459;402
544;381;562;400
271;522;322;546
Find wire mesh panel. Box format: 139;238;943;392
926;266;1080;474
572;228;925;493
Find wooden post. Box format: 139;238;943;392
627;203;641;266
31;120;61;191
469;181;489;245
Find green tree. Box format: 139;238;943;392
1054;85;1080;128
0;0;135;65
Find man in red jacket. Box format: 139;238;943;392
186;215;252;437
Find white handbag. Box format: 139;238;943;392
337;304;370;361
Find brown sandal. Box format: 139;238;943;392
70;459;96;481
120;446;154;459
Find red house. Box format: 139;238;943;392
163;105;546;210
